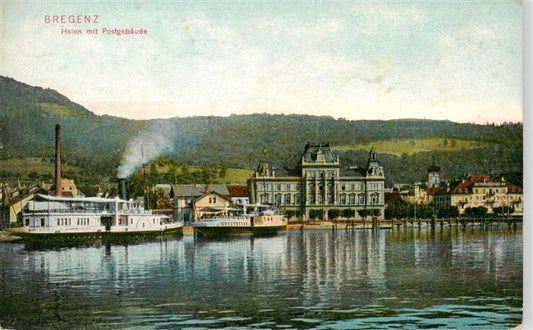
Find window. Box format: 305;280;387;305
260;193;269;204
275;194;282;205
309;193;315;204
41;218;45;227
341;184;346;191
295;194;300;205
358;193;365;205
285;194;291;205
349;193;356;205
340;193;346;205
277;184;282;191
371;193;379;205
327;193;334;204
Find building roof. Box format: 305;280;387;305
339;166;366;177
227;184;248;197
426;186;446;195
171;184;229;197
449;175;521;194
301;143;339;164
427;164;441;172
507;182;523;193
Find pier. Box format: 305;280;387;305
288;217;522;231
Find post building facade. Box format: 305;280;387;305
247;143;385;220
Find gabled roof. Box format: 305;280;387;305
192;190;232;204
171;184;229;197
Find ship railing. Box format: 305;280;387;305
24;208;108;214
28;225;106;233
200;215;250;220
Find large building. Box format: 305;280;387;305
434;175;523;215
247;143;385;220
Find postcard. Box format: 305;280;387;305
0;1;527;329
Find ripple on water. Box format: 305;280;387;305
175;318;222;325
291;317;325;323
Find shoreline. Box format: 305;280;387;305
1;218;522;242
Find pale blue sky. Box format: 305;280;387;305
1;1;523;123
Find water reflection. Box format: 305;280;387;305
0;226;522;329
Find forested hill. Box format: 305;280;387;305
0;76;523;186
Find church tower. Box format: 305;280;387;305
427;159;441;188
255;148;271;177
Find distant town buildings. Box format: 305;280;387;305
1;179;83;226
396;157;523;217
247;143;386;220
434;175;523;216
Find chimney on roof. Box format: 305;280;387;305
55;124;62;197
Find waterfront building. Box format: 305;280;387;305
171;184;230;222
247;143;385;220
434;175;523;215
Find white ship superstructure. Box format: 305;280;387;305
22;194;182;236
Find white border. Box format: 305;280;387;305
523;1;532;329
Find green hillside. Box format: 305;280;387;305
336;137;489;156
0;76;523;189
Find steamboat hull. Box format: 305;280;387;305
13;226;183;243
194;225;285;238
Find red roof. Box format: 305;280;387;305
507;183;523;193
227;184;248;197
450;175;518;194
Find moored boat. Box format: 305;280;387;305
13;194;183;243
192;204;286;238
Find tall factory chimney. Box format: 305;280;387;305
55;124;62;196
118;178;127;200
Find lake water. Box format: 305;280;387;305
0;226;522;329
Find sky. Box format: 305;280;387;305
1;1;523;123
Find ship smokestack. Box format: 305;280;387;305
119;178;127;200
55;124;62;196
